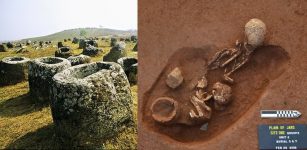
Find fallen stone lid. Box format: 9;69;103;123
1;56;31;64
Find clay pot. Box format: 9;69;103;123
151;97;210;126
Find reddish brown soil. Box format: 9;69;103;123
143;45;290;142
138;0;307;149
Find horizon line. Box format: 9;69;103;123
0;27;138;42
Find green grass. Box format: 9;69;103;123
0;40;137;149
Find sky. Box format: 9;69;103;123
0;0;137;41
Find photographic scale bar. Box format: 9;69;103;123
260;110;301;118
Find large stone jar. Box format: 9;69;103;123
50;61;133;147
117;57;138;84
28;57;71;103
0;56;30;86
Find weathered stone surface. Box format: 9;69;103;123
0;44;7;52
131;35;137;42
0;56;30;86
55;46;72;58
110;37;117;47
16;43;22;48
128;63;138;84
29;57;71;103
103;42;127;62
79;39;86;49
72;37;79;44
79;39;98;49
39;41;43;47
16;47;28;53
26;40;31;45
64;39;67;42
125;38;131;42
67;54;91;66
82;44;102;56
117;57;137;71
166;67;183;89
57;42;64;48
50;62;133;147
117;57;138;84
6;42;14;48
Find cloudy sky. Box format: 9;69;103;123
0;0;137;41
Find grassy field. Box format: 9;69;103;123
0;40;137;149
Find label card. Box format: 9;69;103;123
258;124;307;150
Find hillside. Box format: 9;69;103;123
20;28;137;42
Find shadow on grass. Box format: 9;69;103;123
0;93;48;117
6;124;62;149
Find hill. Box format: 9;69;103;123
20;28;137;42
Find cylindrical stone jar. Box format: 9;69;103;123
55;46;72;58
28;57;71;103
117;57;138;84
50;61;133;147
0;56;30;86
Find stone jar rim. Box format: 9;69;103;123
33;57;70;68
53;61;124;85
1;56;30;64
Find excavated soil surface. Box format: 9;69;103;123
142;45;290;142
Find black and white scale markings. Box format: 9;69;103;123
260;110;301;118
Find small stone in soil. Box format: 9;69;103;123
200;123;209;131
166;67;183;89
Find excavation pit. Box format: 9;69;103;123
142;45;290;142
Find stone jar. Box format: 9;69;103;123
103;42;127;62
50;61;133;147
55;46;72;58
0;56;30;86
28;57;71;103
67;54;91;66
117;57;138;84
